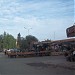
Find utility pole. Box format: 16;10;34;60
54;32;55;40
24;27;32;35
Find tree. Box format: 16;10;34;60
20;35;38;51
20;38;29;51
0;32;39;51
0;32;16;50
26;35;38;43
3;33;16;49
0;35;3;50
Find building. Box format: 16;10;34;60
66;23;75;37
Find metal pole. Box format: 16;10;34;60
24;27;32;35
54;32;55;40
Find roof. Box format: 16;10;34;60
51;38;75;43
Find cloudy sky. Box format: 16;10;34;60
0;0;74;41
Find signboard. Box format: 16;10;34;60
66;25;75;37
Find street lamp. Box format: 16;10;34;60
24;27;32;35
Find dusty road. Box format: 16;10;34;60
0;52;75;75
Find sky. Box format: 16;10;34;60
0;0;74;41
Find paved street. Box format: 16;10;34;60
0;52;75;75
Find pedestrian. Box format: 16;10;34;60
73;49;75;56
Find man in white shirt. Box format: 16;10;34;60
73;50;75;56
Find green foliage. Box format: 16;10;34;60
26;35;38;43
0;32;16;50
20;38;29;50
3;34;16;49
0;32;38;51
0;35;4;50
17;34;38;51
